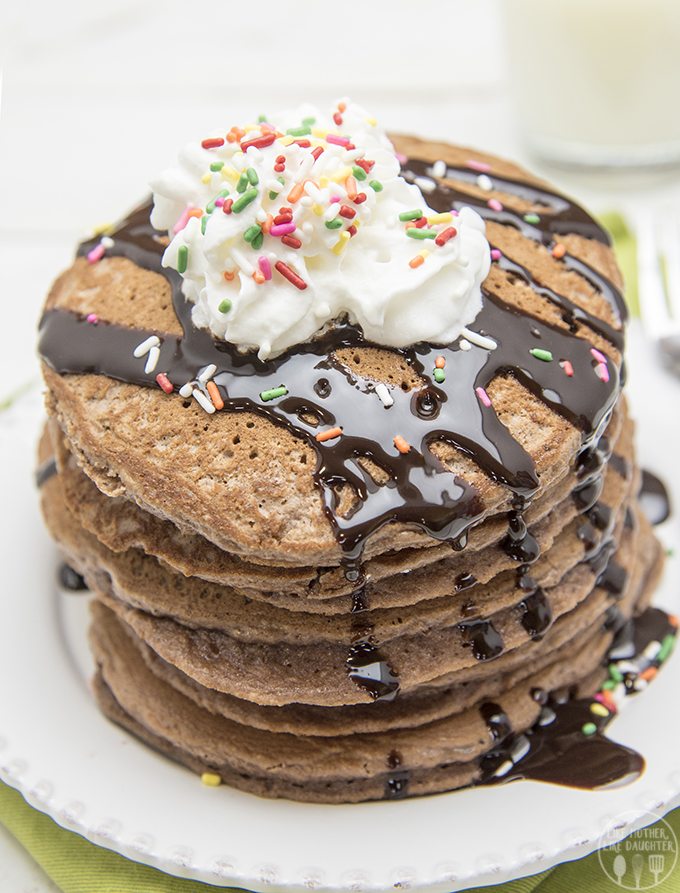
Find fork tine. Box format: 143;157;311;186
659;206;680;322
635;208;671;337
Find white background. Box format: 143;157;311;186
1;1;679;888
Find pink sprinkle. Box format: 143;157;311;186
327;134;350;146
155;372;174;394
595;362;610;383
329;195;341;203
451;208;459;216
270;222;297;237
87;242;105;264
86;313;99;324
396;152;407;164
490;248;502;261
214;197;225;207
488;198;503;212
258;256;272;280
173;206;192;234
595;693;617;712
476;386;492;408
467;159;491;173
560;360;574;377
590;347;608;364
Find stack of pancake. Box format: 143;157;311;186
36;136;663;802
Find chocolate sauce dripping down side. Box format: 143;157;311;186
639;470;672;526
385;750;410;800
58;563;88;592
347;578;399;702
478;607;676;790
38;159;624;701
35;457;58;488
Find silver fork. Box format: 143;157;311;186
636;205;680;374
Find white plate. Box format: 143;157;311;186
1;324;680;893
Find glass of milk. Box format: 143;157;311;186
503;0;680;167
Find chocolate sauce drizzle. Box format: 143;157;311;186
35;457;58;488
639;470;671;526
38;159;625;706
58;563;88;592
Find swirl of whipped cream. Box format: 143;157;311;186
151;100;490;359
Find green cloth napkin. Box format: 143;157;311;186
1;781;679;892
1;211;666;891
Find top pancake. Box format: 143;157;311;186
39;136;625;566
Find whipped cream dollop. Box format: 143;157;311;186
151;100;490;359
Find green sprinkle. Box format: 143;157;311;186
269;177;285;201
608;664;624;683
246;167;259;186
658;633;676;663
369;180;383;192
602;679;616;691
206;189;228;214
286;125;311;137
244;224;262;243
406;228;437;240
352;165;367;181
302;116;316;126
236;173;249;193
529;348;553;362
399;209;423;222
232;188;258;214
201;215;209;235
325;218;343;230
257;114;268;123
433;368;446;383
581;722;597;737
251;231;264;250
523;213;540;224
260;386;288;402
218;299;232;314
210;161;224;172
177;245;188;274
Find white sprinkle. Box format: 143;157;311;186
133;335;160;358
144;346;160;374
461;327;498;350
179;382;194;398
414;175;436;194
375;383;394;408
192;388;215;414
477;174;493;191
494;760;514;778
459;339;472;351
432;160;447;178
324;203;341;221
643;640;662;662
266;178;284;194
255;209;268;223
616;661;639;676
101;236;115;249
231;248;255;276
633;678;648;692
198;364;217;383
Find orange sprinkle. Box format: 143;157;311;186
641;666;658;682
345;175;358;200
552;243;566;259
206;381;224;411
669;614;679;628
287;181;306;203
338;101;347;112
315;426;343;442
187;208;203;220
261;214;274;234
394;435;411;454
223;270;236;281
409;255;425;269
252;271;265;284
435;356;446;369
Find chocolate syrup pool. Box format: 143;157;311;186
37;153;676;793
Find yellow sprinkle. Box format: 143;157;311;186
312;203;324;216
220;166;240;183
319;176;330;188
312;128;329;138
419;249;430;259
590;703;609;718
332;231;351;255
201;772;222;787
92;222;114;236
331;166;352;183
201;172;212;184
428;212;453;225
278;135;294;146
365;116;377;126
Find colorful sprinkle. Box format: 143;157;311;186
201;772;222;786
490;248;502;261
487;198;504;212
476;174;493;191
560;359;574;377
155;373;173;394
523;213;541;225
258;257;272;281
201;137;224;149
375;383;394;407
590;347;608;364
133;335;160;358
86;313;99;324
552;243;566;259
87;242;106;264
275;260;307;289
476;386;492;408
461;328;497;351
466;159;491;173
399;209;423;222
394;435;411;454
315;426;343;442
260;385;288;402
433;368;446;383
406;227;437;240
144;346;160;374
435;356;446;369
270;222;296;237
206;380;224;411
369;180;383;192
232;188;258;214
218;299;232;314
435;226;457;247
192;388;215;414
594;362;610;383
581;722;597;737
198;364;217;383
529;348;553;362
590;703;609;718
659;634;676;663
177;245;189;273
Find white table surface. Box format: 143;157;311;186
1;0;680;887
